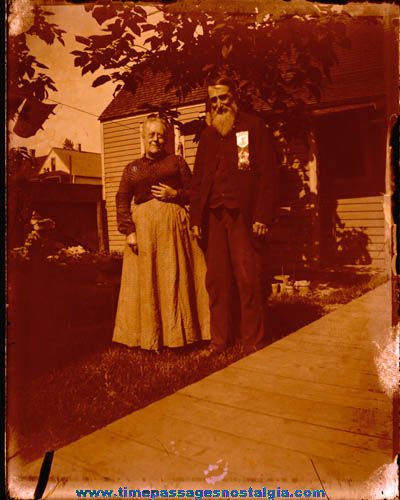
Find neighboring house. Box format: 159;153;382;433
10;148;106;251
99;6;397;270
38;146;102;185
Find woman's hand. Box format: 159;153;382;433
191;226;202;239
127;232;138;254
253;221;268;237
151;183;177;201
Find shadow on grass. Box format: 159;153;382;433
266;297;325;341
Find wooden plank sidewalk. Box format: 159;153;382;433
8;282;397;499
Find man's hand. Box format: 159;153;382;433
191;226;202;239
151;183;177;201
253;221;268;237
127;232;138;254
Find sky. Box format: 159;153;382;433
9;2;126;156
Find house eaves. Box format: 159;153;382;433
99;72;208;122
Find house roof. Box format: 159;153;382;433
35;155;47;169
99;72;208;122
51;148;101;178
20;155;47;181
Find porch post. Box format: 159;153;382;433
308;131;321;269
382;7;398;276
383;123;394;275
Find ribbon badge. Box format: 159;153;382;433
236;131;250;171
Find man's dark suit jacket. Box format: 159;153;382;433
190;111;278;229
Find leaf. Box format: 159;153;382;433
113;84;122;97
35;62;49;69
128;21;141;37
134;5;147;17
75;35;91;46
90;34;114;49
105;19;121;36
92;6;116;26
150;38;161;51
141;24;154;33
74;53;89;68
92;74;111;87
89;61;100;73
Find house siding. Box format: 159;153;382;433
335;196;386;267
40;151;68;175
74;176;102;185
103;103;205;251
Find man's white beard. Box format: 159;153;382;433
211;104;237;137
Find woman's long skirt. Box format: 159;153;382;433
112;198;210;350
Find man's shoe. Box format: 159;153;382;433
243;339;267;354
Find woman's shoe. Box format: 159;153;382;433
200;344;226;356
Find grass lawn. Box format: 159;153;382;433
7;268;388;463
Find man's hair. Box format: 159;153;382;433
207;75;237;97
142;114;168;136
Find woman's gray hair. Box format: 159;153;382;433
142;114;169;136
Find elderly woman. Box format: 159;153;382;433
113;115;210;350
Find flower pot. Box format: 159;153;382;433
271;283;280;296
274;275;290;286
285;285;294;296
294;280;311;296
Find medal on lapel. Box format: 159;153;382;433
236;131;250;170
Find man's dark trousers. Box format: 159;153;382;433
205;206;265;349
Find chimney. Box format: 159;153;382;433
29;149;35;158
77;144;82;152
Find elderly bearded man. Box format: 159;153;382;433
190;77;278;353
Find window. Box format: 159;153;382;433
174;126;185;157
51;157;56;171
315;106;383;198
